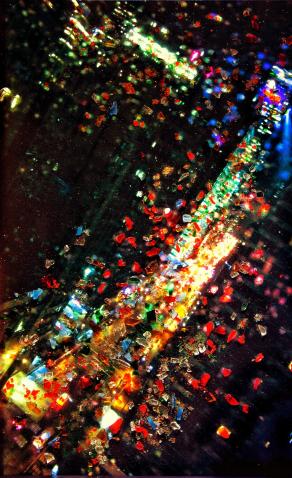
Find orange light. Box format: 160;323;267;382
111;392;129;412
216;425;231;439
110;368;141;395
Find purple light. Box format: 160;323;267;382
190;50;201;62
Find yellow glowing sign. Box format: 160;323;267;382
2;372;51;420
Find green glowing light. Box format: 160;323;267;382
83;267;94;278
126;27;197;81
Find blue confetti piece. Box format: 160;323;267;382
176;407;184;421
68;297;87;315
124;352;133;362
76;226;83;236
122;338;132;352
147;416;157;430
31;356;42;368
225;56;237;65
49;337;57;349
109;101;118;116
175;199;185;209
27;288;43;300
63;305;74;319
77;329;93;341
171;394;176;408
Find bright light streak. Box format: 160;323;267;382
142;229;238;359
272;65;292;87
169;129;259;263
99;406;121;429
0;344;21;376
278;107;291;181
0;87;12;101
126;27;197;81
69;16;95;43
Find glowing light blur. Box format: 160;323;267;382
126;27;198;81
141;228;238;360
2;372;51;420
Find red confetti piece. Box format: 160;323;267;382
187;151;196;161
139;404;148;415
135;425;149;438
79;376;91;389
165;234;175;246
225;394;240;406
148;191;156;202
252;377;263;391
109;418;123;435
237;334;246;345
216;425;231;439
250;248;264;260
196;190;205;201
227;329;237;343
5;379;14;390
145;240;156;247
114;232;126;244
116;282;128;288
102;269;111;279
146;247;161;257
164;296;176;304
221;367;232;377
95;115;106;127
224;286;233;295
122;82;136;94
124;216;134;231
155;379;165;394
219;294;232;303
135;441;145;451
206;338;217;354
200;372;211;387
132;261;143;274
191;379;200;389
119;306;133;319
203;321;214;337
97;282;107;294
126;236;137;248
215;325;227;335
253;353;264;363
242;404;249;414
41;275;60;289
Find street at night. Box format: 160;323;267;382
0;1;291;476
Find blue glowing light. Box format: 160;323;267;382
277;108;291;181
257;52;265;60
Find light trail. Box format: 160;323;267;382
125;27;198;81
1;20;290;468
1;68;289;393
137;225;238;362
